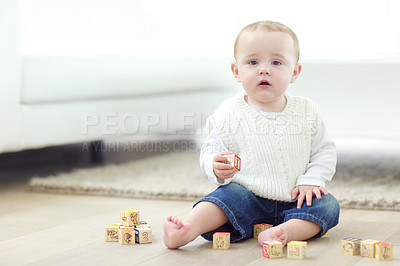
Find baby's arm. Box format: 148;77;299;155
200;128;235;185
292;121;336;207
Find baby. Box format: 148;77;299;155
163;20;340;249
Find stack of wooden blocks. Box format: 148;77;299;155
342;237;393;261
105;210;152;245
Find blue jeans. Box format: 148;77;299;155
194;182;340;242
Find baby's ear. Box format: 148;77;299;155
290;63;302;83
231;62;241;83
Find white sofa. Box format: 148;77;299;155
0;0;238;154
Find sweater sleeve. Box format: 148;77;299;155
199;128;232;186
295;120;337;187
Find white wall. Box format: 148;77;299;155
290;61;400;140
18;0;400;60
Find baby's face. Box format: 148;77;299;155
232;29;301;111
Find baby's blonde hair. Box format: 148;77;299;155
234;21;300;63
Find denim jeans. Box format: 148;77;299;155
194;182;340;242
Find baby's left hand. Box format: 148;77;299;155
291;185;329;209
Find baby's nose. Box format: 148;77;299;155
258;66;271;75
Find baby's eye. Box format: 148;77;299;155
249;60;258;65
272;60;282;66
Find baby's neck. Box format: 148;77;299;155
245;95;287;113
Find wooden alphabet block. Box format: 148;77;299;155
342;237;361;256
120;210;140;226
119;228;135;245
105;226;119;242
376;243;393;261
262;241;283;259
360;239;380;258
213;232;230;249
223;153;241;171
287;241;307;259
135;227;152;244
253;223;273;238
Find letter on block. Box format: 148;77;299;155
105;226;119;242
360;239;380;258
120;210;140;226
135;227;152;244
376;243;393;261
262;241;283;259
119;228;135;245
213;232;230;249
253;223;273;239
342;237;361;255
224;153;241;171
287;241;307;260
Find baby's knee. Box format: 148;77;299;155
222;182;246;193
319;194;340;218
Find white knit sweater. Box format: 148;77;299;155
201;91;336;202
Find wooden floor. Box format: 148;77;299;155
0;143;399;265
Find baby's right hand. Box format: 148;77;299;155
213;151;237;179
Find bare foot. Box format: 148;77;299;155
257;225;288;246
163;215;192;249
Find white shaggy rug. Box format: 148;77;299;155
28;147;400;211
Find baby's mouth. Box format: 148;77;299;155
258;80;271;88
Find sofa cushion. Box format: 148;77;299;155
21;55;235;104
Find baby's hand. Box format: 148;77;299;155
213;151;237;179
291;185;329;209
